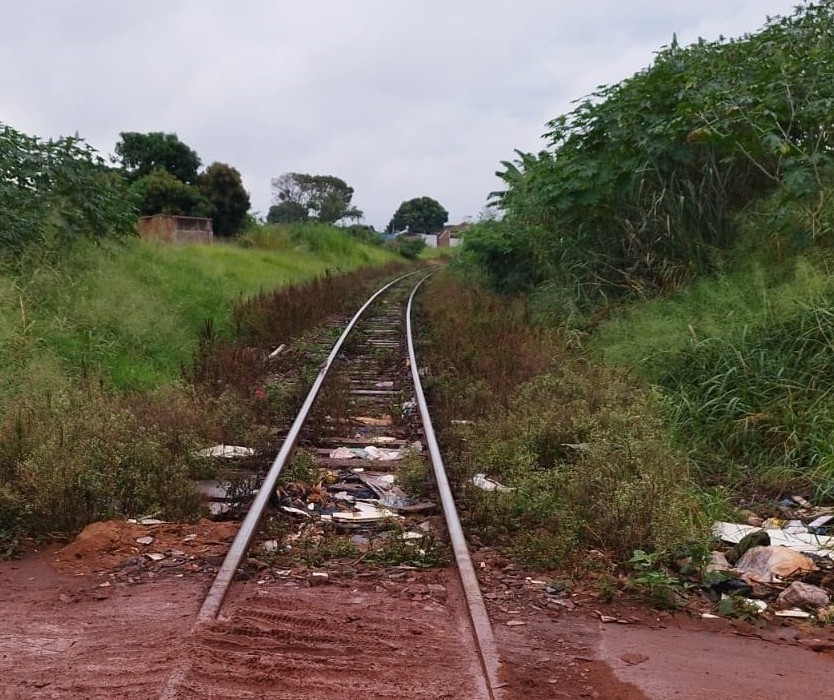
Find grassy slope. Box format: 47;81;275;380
0;236;395;398
592;255;834;379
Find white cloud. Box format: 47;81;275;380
0;0;804;227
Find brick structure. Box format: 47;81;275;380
136;215;213;244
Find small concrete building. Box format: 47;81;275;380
136;215;213;244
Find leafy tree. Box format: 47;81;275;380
270;172;363;224
0;123;136;258
387;197;448;233
197;162;251;237
266;201;309;224
131;170;213;218
115;132;201;184
487;2;834;307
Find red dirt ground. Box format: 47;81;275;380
1;520;833;699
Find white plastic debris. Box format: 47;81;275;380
329;447;360;459
363;445;403;461
473;473;514;492
282;505;312;518
332;501;401;523
268;344;286;358
775;608;812;619
712;521;834;556
196;445;255;459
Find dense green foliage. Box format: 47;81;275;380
197;162;251;237
387;196;449;233
269;172;362;224
470;2;834;309
116;131;252;236
417;272;706;568
131;169;213;218
594;254;834;500
0;123;136;258
115;131;201;184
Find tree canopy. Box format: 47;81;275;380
1;123;136;258
115;132;201;184
270;173;363;224
387;197;448;233
131;170;213;218
473;2;834;304
197;162;251;237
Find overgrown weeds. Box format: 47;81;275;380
417;271;708;570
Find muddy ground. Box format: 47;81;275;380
1;520;832;699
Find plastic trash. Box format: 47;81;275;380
776;581;830;610
472;474;514;492
735;545;816;583
196;445;255;459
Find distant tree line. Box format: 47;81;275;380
0;119;457;260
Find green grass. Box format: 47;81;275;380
591;251;834;499
592;255;834;379
0;233;396;397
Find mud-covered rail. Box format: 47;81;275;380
160;272;502;699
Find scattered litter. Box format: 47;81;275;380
776;581;830;609
207;502;233;517
261;540;280;553
706;551;732;573
701;613;721;619
712;521;834;556
135;536;154;546
182;534;197;542
370;436;398;445
282;506;312;518
196;445;255;459
332;501;401;523
329;447;363;460
562;442;590;453
144;553;165;562
364;445;404;461
735;546;816;583
375;381;394;388
505;620;527;627
808;515;834;535
775;608;812;619
268;344;286;358
473;473;514;492
328;445;406;461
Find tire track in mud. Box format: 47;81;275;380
173;583;481;699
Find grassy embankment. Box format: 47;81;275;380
0;226;400;553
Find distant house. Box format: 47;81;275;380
136;215;213;244
440;222;469;247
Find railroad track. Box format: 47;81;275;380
160;272;502;699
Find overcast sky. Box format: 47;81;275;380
1;0;805;229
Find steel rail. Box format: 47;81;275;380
197;270;419;623
406;274;503;700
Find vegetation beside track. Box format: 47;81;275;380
419;3;834;598
0;225;404;554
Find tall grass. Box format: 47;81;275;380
0;234;396;397
417;271;707;569
593;249;834;500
